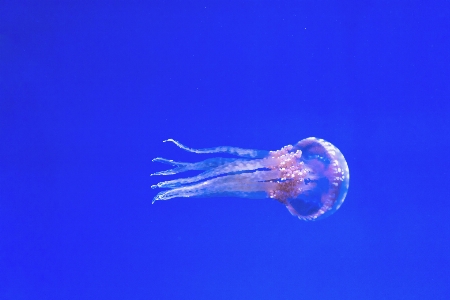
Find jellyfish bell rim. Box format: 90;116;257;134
287;137;350;221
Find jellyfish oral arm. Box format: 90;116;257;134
152;155;280;188
152;169;282;203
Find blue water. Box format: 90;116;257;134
1;2;449;299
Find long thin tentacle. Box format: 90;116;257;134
151;157;244;176
152;169;281;203
152;157;268;189
163;139;268;158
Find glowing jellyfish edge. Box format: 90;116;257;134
151;138;349;221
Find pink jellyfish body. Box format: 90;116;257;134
151;138;349;220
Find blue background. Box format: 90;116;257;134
1;1;449;299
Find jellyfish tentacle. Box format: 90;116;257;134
163;139;268;158
152;157;188;166
151;157;197;176
152;158;271;189
152;169;282;203
152;157;250;177
151;158;191;175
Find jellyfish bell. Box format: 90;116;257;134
151;137;349;221
276;138;350;220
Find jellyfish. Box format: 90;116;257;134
151;138;349;220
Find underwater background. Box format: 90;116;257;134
1;1;449;299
